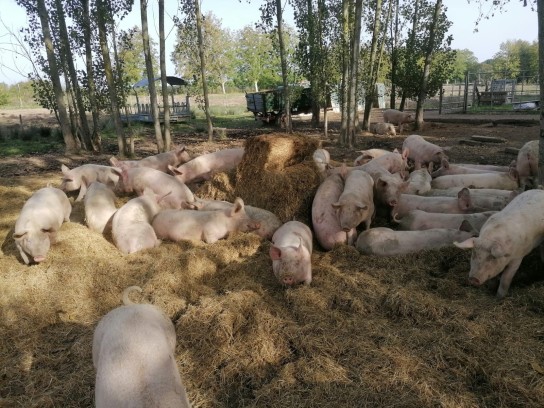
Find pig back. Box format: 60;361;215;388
15;187;71;234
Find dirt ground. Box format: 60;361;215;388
1;108;543;408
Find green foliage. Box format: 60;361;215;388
0;84;9;106
117;26;159;86
450;49;480;81
0;124;63;156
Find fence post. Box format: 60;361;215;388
463;71;469;113
438;86;443;115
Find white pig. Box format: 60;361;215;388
515;140;538;190
356;224;476;256
393;188;476;219
312;173;357;250
60;164;122;202
93;286;191;408
431;167;519;190
371;122;396;136
454;189;544;298
359;148;409;177
111;189;166;254
269;221;313;286
353;148;391;166
313;148;331;174
152;197;260;244
423;187;516;212
13;187;71;264
402;134;447;168
394;209;497;232
404;163;433;195
110;146;191;173
169;148;244;184
333;169;375;231
430;158;505;178
382;109;415;134
84;181;117;234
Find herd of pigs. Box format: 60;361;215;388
9;109;544;406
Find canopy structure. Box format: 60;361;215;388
132;76;189;89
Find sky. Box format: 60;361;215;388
0;0;538;85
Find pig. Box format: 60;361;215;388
313;148;331;174
423;187;516;211
312;173;357;250
515;140;538;190
431;158;505;178
353;148;391;166
93;286;191;408
116;166;197;210
393;188;479;219
196;199;282;240
269;221;313;286
109;146;191;173
431;167;519;190
111;188;166;254
332;169;375;231
168;148;244;184
152;197;260;244
402;134;447;168
454;163;511;172
359;148;409;177
13;187;71;264
83;181;117;235
404;163;433;195
356;224;477;256
371;122;396;136
382;109;415;134
394;209;497;232
60;164;122;202
363;165;410;209
454;189;544;298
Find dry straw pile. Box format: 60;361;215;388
1;137;544;408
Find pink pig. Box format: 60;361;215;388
168;148;244;184
60;164;122;202
353;148;391;166
83;181;117;235
393;188;477;219
270;221;313;286
402;134;447;168
431;168;519;190
382;109;415;134
109;146;191;173
515;140;538;190
394;209;497;232
151;197;260;244
13;186;71;264
332;169;375;231
93;286;191;408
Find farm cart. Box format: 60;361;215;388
245;86;313;125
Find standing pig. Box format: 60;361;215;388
515;140;538;190
168;148;244;184
371;122;396;136
382;109;414;134
269;221;313;286
60;164;122;202
454;189;544;298
312;173;357;250
84;181;117;234
152;197;260;244
332;169;375;231
13;187;71;264
110;146;191;173
93;286;191;408
111;188;166;254
402;134;447;168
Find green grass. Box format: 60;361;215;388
0;138;64;156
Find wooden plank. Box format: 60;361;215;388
470;135;507;143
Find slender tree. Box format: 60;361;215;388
159;0;171;151
538;0;544;187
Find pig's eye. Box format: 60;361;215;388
41;228;52;233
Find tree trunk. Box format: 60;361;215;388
54;0;94;151
538;0;544;187
36;0;78;153
82;0;101;152
389;0;400;109
306;0;320;127
141;0;164;152
97;0;127;156
340;0;351;145
159;0;171;151
363;0;382;131
276;0;292;132
195;0;214;141
415;0;442;130
348;0;363;145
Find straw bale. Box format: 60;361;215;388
234;133;321;223
194;169;237;202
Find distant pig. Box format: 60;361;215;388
402;134;447;168
93;286;191;408
152;197;260;244
382;109;414;134
371;122;396;136
431;167;519;190
110;146;191;173
313;148;331;174
333;169;375;231
13;187;71;264
356;224;476;256
83;181;117;234
269;221;313;286
312;173;357;250
60;164;122;202
111;188;166;254
168;148;244;184
515;140;538;190
454;189;544;298
395;209;497;232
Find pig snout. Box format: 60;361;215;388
282;276;296;286
468;276;481;286
388;199;398;207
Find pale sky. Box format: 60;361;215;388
0;0;538;85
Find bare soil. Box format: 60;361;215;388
1;108;543;408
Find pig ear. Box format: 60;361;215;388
168;165;182;175
356;203;368;211
61;164;70;175
331;202;341;209
393;148;399;154
231;197;245;215
442;158;449;169
270;245;282;260
508;166;519;180
457;188;471;208
454;238;475;249
377;178;387;188
402;148;409;160
459;219;477;235
110;157;119;166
